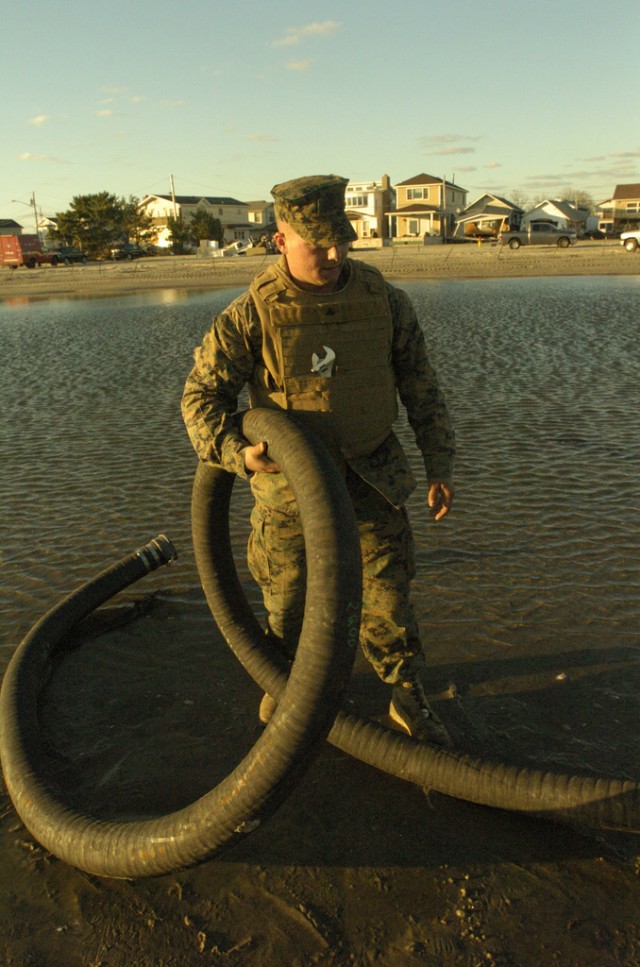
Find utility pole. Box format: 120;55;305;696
31;192;40;240
441;174;447;241
170;174;178;218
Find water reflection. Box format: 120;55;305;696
1;277;638;676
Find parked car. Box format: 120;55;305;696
620;230;640;252
51;246;88;265
499;223;577;249
110;242;149;261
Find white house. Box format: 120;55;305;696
140;194;251;248
520;199;587;235
344;175;395;242
246;200;275;235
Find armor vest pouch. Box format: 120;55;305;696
249;259;398;459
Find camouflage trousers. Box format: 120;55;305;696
247;465;427;685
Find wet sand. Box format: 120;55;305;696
4;595;640;967
0;239;638;302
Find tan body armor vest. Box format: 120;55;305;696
248;258;398;459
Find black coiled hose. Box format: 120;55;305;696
0;413;362;876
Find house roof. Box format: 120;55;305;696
147;194;246;207
530;199;583;220
390;203;441;215
613;183;640;199
0;218;23;230
462;194;523;216
395;173;459;189
456;205;515;223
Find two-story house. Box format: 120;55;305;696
246;200;275;238
344;175;395;242
389;173;467;240
139;194;251;248
597;183;640;235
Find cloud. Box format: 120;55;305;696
247;134;278;142
96;109;117;118
419;134;481;155
431;146;476;156
18;152;70;164
420;134;481;146
29;115;48;126
609;149;640;159
484;161;502;169
273;20;341;47
286;59;313;71
158;99;187;109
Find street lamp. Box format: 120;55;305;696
12;193;40;240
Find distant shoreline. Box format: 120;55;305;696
0;241;637;301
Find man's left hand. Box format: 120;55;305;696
428;482;454;522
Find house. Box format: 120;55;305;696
597;183;640;235
344;175;395;243
454;193;523;239
388;173;467;241
246;200;275;237
139;194;251;248
0;219;23;236
37;214;58;245
520;199;588;235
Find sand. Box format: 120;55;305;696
0;240;638;301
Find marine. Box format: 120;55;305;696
182;173;456;746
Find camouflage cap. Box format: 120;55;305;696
271;174;358;247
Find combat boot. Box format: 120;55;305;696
259;693;278;725
389;677;453;748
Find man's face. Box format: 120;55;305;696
274;222;350;292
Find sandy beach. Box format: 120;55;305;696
0;240;638;301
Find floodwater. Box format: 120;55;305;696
1;276;640;966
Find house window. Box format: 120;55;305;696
347;194;368;207
407;187;427;200
626;202;639;213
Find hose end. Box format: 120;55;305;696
136;534;178;572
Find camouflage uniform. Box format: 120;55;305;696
182;175;455;686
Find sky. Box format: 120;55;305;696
3;0;639;228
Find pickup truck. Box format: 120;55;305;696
620;230;640;252
499;223;577;249
0;234;58;268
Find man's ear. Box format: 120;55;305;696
273;230;286;253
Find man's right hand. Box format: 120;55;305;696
242;440;280;474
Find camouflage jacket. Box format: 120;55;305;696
182;257;455;508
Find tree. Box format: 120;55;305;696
560;188;595;213
189;207;224;246
49;192;150;259
509;190;530;212
166;214;194;255
167;207;225;253
121;196;154;245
